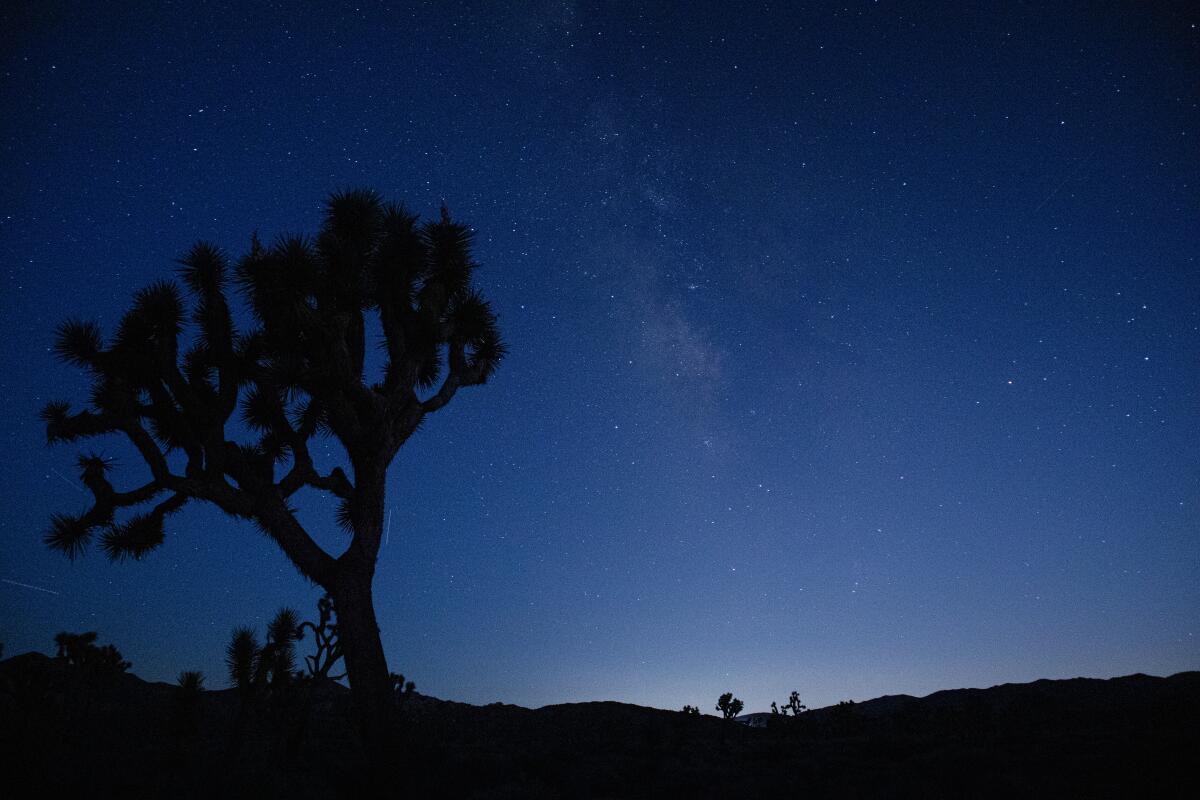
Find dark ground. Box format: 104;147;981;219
1;652;1196;798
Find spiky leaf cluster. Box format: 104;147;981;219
177;670;206;693
225;608;301;695
226;627;260;690
235;190;506;415
265;607;300;681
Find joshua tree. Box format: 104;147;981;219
297;593;345;680
390;672;416;708
681;704;701;716
716;692;744;720
54;631;87;659
53;631;131;675
264;608;300;690
226;628;261;693
225;626;262;763
39;190;505;755
771;690;806;717
171;670;205;746
224;608;301;760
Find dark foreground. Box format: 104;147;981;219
2;652;1196;798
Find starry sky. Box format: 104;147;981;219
1;1;1197;713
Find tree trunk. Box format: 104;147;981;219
331;565;394;769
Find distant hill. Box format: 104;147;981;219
2;651;1196;798
738;671;1198;727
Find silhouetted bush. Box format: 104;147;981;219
53;631;131;676
391;672;416;708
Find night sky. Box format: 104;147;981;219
1;1;1197;714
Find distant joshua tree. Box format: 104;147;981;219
770;690;806;717
681;704;701;716
177;670;205;692
38;189;506;757
716;692;744;720
171;670;205;746
390;672;416;708
53;631;131;675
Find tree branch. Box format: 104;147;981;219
112;479;165;507
306;467;353;498
279;453;353;500
119;419;257;518
255;494;337;586
420;341;486;413
120;420;175;484
42;405;120;444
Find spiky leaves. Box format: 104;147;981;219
178;242;235;401
373;203;424;308
319;189;385;308
231;191;506;427
44;245;243;562
241;385;289;434
225;610;300;695
44;452;172;561
334;498;355;535
40;400;74;443
267;607;300;648
405;208;506;411
422;206;475;301
77;452;112;490
110;281;185;386
237;236;317;326
177;242;226;296
45;513;93;560
177;670;205;692
40;401;115;444
99;513;165;561
98;493;186;562
447;289;506;383
226;627;260;690
266;607;300;682
53;319;104;369
128;280;185;340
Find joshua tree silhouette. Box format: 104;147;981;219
53;631;131;674
298;593;345;680
770;690;806;717
716;692;744;720
225;608;301;761
39;189;505;761
171;670;205;751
